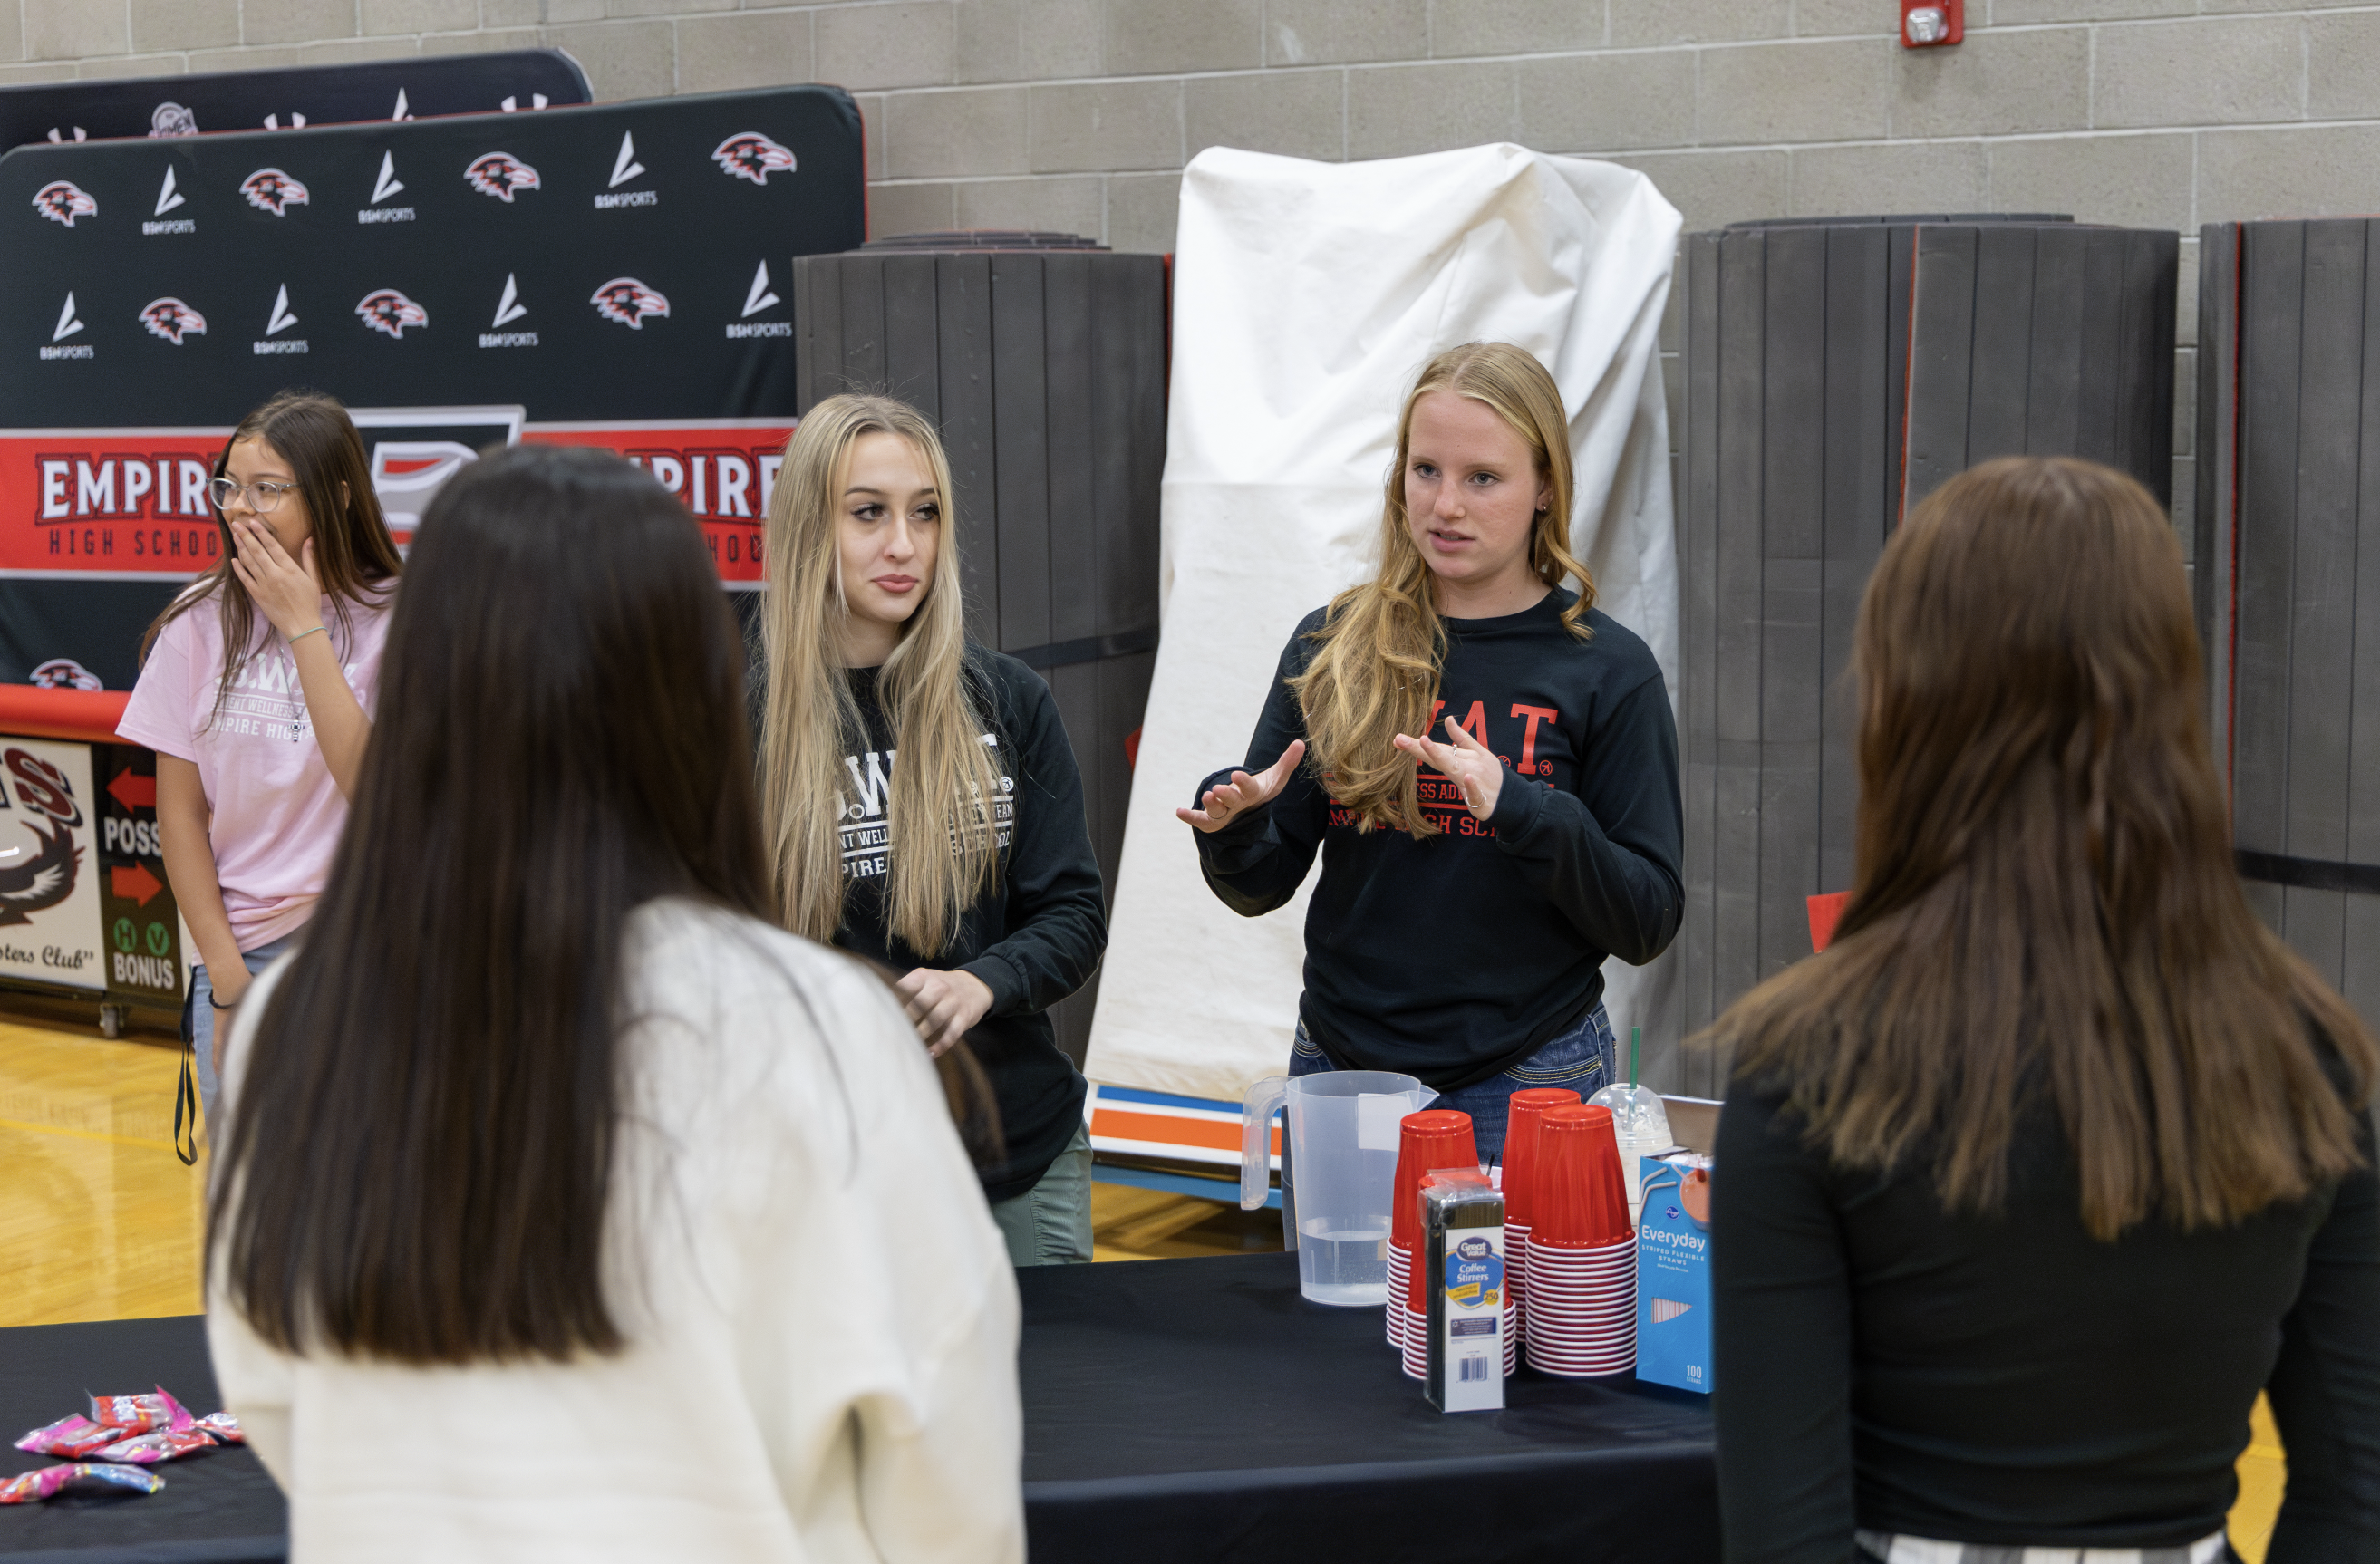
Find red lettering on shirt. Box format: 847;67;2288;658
1512;704;1558;769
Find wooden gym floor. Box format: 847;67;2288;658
0;999;2284;1556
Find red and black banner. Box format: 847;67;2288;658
0;83;862;690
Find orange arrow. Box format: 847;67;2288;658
107;770;155;811
111;863;163;907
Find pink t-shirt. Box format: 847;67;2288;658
116;588;394;951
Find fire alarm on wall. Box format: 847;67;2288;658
1901;0;1962;46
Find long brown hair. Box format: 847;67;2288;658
1291;343;1595;836
758;394;1004;954
140;391;402;721
1715;457;2376;1240
209;447;778;1363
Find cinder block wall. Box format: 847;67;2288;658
27;0;2380;531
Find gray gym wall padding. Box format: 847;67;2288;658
2196;219;2380;1030
791;238;1168;1066
1677;217;2179;1093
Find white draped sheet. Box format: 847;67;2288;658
1087;144;1685;1105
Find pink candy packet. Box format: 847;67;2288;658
13;1414;126;1460
0;1463;164;1504
90;1426;218;1465
86;1387;189;1435
194;1412;244;1445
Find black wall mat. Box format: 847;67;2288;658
0;50;590;150
1677;217;2179;1091
2196;219;2380;1029
792;246;1167;1066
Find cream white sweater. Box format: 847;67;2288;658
207;900;1025;1564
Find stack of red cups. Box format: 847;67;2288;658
1500;1087;1583;1351
1389;1109;1477;1380
1524;1104;1636;1376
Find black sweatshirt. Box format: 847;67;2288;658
1193;591;1683;1091
1711;1076;2380;1561
836;650;1107;1203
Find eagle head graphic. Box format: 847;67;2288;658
140;297;207;344
590;277;670;330
32;180;96;227
239;167;310;216
465;152;540;203
355;288;428;339
0;818;82;929
711;132;797;186
27;659;100;691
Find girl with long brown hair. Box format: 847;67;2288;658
1183;342;1683;1161
1709;457;2380;1562
116;390;401;1138
207;445;1021;1560
759;394;1107;1265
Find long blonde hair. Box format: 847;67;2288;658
1292;343;1594;836
759;395;1003;953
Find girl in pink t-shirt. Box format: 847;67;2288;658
117;391;402;1135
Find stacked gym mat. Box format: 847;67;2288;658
2196;219;2380;1028
1675;216;2180;1086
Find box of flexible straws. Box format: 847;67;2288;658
1635;1154;1712;1394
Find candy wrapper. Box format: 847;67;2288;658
14;1414;129;1459
194;1412;244;1445
91;1425;218;1464
87;1388;189;1435
0;1463;164;1504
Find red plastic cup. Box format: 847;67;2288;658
1389;1109;1479;1256
1501;1087;1582;1229
1533;1105;1632;1248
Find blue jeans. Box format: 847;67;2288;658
189;933;298;1137
1290;1002;1617;1166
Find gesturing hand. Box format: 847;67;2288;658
1394;717;1506;822
1177;739;1307;834
896;967;995;1058
228;517;324;642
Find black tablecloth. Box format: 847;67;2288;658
0;1318;281;1563
1019;1252;1717;1563
0;1253;1717;1561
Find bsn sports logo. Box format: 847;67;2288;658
0;748;84;929
590;277;669;329
240;168;309;216
464;152;540;203
27;659;100;691
32;180;96;227
139;298;207;344
356;289;428;339
711;132;796;186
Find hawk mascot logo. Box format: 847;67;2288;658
0;748;84;930
27;660;101;691
464;152;540;203
590;277;670;330
711;132;796;186
139;297;207;344
32;180;96;227
355;288;428;339
239;168;309;216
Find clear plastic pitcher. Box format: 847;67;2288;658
1242;1070;1428;1307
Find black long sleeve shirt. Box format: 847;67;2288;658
1192;591;1683;1092
837;651;1107;1203
1711;1078;2380;1561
